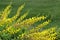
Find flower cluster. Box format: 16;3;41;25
0;3;58;40
22;27;57;40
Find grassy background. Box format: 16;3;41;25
0;0;60;27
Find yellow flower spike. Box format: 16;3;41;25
0;4;11;25
22;27;56;40
29;20;51;33
16;10;29;23
19;16;46;28
6;26;12;31
0;3;58;40
21;33;25;36
13;10;29;27
2;4;11;20
9;3;25;22
51;33;57;37
14;28;21;33
16;3;25;15
4;26;14;34
49;32;57;40
20;33;27;39
9;30;15;34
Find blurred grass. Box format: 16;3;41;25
0;0;60;26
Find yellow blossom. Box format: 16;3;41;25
29;20;51;33
19;16;46;28
22;27;56;40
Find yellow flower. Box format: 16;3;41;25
29;20;51;33
19;16;46;28
14;28;21;33
22;27;56;40
1;4;11;20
